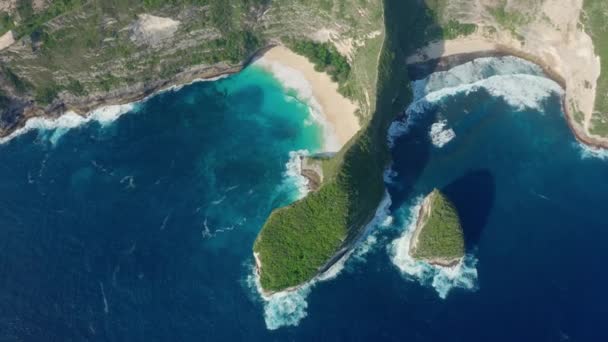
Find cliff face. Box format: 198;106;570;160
409;190;464;267
416;0;608;146
0;0;383;137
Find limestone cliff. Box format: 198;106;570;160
0;0;384;138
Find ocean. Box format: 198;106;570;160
0;57;607;341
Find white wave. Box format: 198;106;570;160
0;103;137;145
416;56;545;97
0;72;232;146
245;267;312;331
250;192;392;330
253;59;340;152
418;73;562;113
389;57;564;146
161;74;228;94
429;120;456;148
283;149;310;199
389;198;478;299
387;117;413;148
577;142;608;160
347;192;394;263
249;248;351;330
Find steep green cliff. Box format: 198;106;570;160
409;190;464;266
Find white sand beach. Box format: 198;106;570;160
405;0;605;147
255;46;360;151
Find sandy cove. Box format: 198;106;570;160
407;0;607;149
254;46;360;151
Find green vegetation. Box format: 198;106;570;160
583;0;608;136
14;0;86;38
1;66;30;94
0;0;273;106
254;0;438;292
35;84;62;105
441;20;477;40
0;12;14;36
411;190;464;261
288;39;351;93
488;0;530;38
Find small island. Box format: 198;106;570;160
409;189;465;267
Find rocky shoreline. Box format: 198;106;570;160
0;45;278;140
408;192;462;268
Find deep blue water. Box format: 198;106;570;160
1;58;607;341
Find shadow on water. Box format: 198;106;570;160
441;169;495;249
381;0;447;211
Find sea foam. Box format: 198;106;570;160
0;73;233;146
0;103;138;146
247;254;345;331
429;119;456;148
253;59;340;152
388;56;564;147
282;149;311;200
389;197;478;299
250;192;392;330
577;142;608;160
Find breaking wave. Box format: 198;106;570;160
282;149;311;200
577;142;608;160
0;74;234;146
249;193;392;330
416;56;545;97
389;197;478;299
246;254;347;331
0;103;138;145
253;58;340;152
388;56;564;146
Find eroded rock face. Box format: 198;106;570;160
0;30;15;51
129;14;180;46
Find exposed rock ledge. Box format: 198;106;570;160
299;153;331;192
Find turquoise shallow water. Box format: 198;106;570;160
1;58;608;341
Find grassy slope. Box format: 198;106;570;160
583;0;608;136
254;0;440;292
1;0;268;105
411;190;464;261
1;0;382;118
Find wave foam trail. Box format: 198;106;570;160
249;193;393;330
577;142;608;160
0;103;137;145
416;56;545;96
281;150;310;200
247;253;346;330
253;59;339;152
389;57;564;146
351;192;393;262
389;198;478;299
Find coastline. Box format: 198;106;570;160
0;44;288;141
406;38;608;150
254;192;391;299
408;192;461;268
0;63;244;140
1;44;361;152
253;45;361;150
